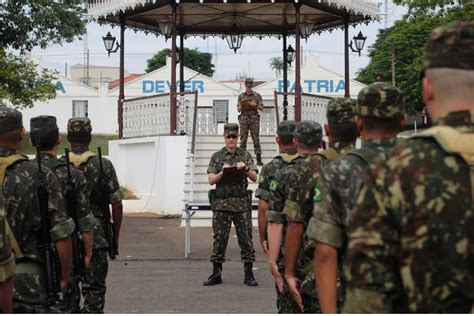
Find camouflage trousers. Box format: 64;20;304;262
276;266;305;313
13;301;50;314
239;112;261;155
82;248;108;313
210;210;256;263
52;275;81;313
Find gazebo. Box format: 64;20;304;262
87;0;380;138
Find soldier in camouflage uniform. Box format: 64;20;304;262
29;115;95;313
0;193;14;313
255;120;301;313
267;121;322;313
204;123;259;287
282;100;358;313
307;83;405;313
66;117;123;313
0;107;75;313
256;120;298;255
238;78;264;166
343;21;474;313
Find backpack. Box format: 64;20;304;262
0;154;28;260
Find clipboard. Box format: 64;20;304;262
220;166;246;183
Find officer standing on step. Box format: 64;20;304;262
204;123;259;287
238;78;264;166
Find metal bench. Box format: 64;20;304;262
184;202;258;258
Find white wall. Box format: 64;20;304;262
108;135;188;214
21;76;118;134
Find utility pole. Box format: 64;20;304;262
86;48;90;87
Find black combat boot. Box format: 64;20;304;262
256;154;263;166
203;262;222;286
244;262;258;286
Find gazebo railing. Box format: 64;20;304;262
301;93;333;127
274;92;333;127
123;91;334;139
123;93;170;138
123;91;198;138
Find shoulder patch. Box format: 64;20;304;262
269;179;279;191
313;184;323;202
258;175;265;183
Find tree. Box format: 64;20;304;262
1;1;87;108
146;48;215;77
234;72;249;80
356;2;473;113
268;57;284;76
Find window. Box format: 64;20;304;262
72;100;88;118
213;100;229;124
100;77;112;84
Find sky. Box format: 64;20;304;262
30;1;406;82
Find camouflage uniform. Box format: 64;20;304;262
207;123;258;263
0;198;14;288
281;107;356;313
343;21;474;313
238;78;263;156
307;84;404;309
0;108;75;313
29;115;96;313
67;118;122;313
266;121;324;313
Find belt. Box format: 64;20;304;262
241;110;258;115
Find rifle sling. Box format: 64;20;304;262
6;220;23;259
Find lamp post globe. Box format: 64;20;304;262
102;32;116;56
286;45;296;66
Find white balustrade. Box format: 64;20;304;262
195;107;216;135
301;94;332;127
123;92;334;138
123;94;171;138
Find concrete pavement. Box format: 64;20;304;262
105;216;277;313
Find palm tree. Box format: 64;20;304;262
268;57;284;76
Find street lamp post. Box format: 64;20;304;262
349;31;367;56
102;32;120;56
282;43;296;121
344;22;368;98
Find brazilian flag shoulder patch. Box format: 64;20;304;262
313;185;322;202
269;180;279;191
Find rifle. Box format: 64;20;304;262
64;148;85;282
36;148;62;306
97;147;118;260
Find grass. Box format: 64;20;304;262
20;133;118;156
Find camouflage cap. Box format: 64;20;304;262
357;82;404;119
224;123;239;136
0;107;23;134
293;120;322;146
67;117;92;135
326;98;356;124
30;115;58;132
277;120;297;138
424;20;474;71
244;78;254;85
